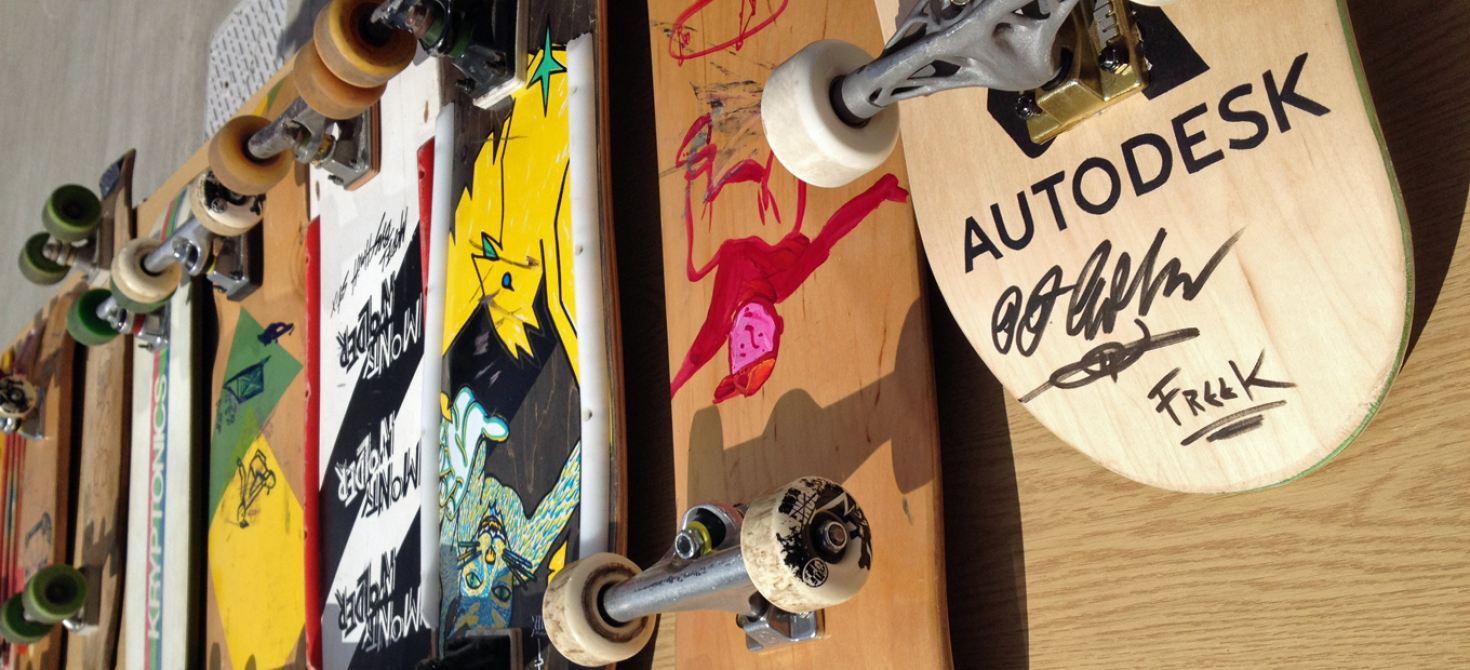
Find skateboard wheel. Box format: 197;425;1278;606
68;289;122;347
741;477;873;613
296;39;386;120
113;237;181;307
0;375;38;420
762;40;900;188
22;564;87;625
19;233;69;286
1131;0;1180;5
0;595;51;645
42;184;102;243
544;553;655;666
109;278;167;315
209;116;294;197
314;0;415;88
188;171;264;236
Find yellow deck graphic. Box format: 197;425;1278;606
208;434;306;669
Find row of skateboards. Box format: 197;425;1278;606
0;0;1410;668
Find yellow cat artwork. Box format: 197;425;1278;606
443;44;578;378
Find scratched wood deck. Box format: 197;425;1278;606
643;0;951;668
3;283;80;670
883;0;1410;492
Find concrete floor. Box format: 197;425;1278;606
0;0;322;327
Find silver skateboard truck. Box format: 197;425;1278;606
543;477;873;666
371;0;530;107
764;0;1152;187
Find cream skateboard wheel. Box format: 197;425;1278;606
0;375;38;420
19;233;69;285
295;39;385;120
762;40;900;188
22;564;87;625
68;289;122;347
188;171;264;236
314;0;415;88
544;552;655;666
113;237;181;307
741;477;872;613
0;595;50;645
209;116;294;197
42;184;102;243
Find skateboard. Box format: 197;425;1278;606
0;286;84;669
61;151;139;670
429;0;630;667
760;0;1411;492
306;50;441;670
537;0;951;666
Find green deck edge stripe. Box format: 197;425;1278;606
1236;0;1415;494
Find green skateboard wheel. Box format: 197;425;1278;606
67;289;121;347
19;233;68;286
108;278;167;315
42;185;102;243
22;564;88;625
0;594;51;645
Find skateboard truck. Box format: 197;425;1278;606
544;477;872;666
763;0;1149;187
90;293;167;351
248;98;379;189
370;0;530;108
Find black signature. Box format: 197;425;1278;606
992;228;1243;357
1019;320;1199;403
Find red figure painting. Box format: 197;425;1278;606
670;115;909;403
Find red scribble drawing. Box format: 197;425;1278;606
670;114;909;403
668;0;790;64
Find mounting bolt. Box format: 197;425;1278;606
455;78;476;95
1099;45;1128;73
1015;93;1043;120
813;519;848;557
673;528;706;560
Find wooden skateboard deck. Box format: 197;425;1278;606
0;286;79;670
888;0;1410;492
63;150;138;670
434;2;626;666
123;189;208;670
307;55;441;670
643;0;950;668
201;75;312;670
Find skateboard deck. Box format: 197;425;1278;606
2;285;79;670
887;0;1410;492
434;2;626;666
307;54;441;670
122;187;209;670
201;75;312;670
63;150;138;670
643;0;950;668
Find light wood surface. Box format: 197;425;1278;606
64;153;136;670
887;0;1409;492
643;0;949;669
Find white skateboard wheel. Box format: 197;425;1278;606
544;552;655;666
189;171;264;236
113;237;181;306
1131;0;1181;6
762;40;899;188
741;477;873;613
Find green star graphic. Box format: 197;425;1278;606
528;30;565;113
